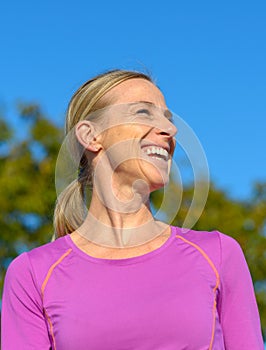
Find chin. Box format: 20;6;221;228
148;172;170;192
145;161;170;184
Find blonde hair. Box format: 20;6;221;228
53;69;153;238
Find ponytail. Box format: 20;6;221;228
53;69;152;238
53;152;93;237
53;179;86;238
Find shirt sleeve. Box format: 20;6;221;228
217;232;264;349
1;252;52;349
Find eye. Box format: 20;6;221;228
136;108;151;115
164;110;174;124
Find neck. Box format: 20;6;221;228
76;182;168;248
91;176;152;223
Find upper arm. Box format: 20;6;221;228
1;252;52;349
217;232;264;349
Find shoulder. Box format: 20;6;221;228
174;226;241;253
5;235;72;292
174;226;220;243
173;226;244;274
26;234;72;265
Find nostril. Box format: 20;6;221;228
160;126;176;135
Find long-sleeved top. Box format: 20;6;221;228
1;226;264;349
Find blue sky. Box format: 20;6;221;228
1;0;266;200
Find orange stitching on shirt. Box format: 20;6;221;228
175;235;220;350
41;248;72;350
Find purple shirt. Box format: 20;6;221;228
1;227;264;349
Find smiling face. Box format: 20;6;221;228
91;78;177;193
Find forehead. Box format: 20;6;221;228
104;78;167;109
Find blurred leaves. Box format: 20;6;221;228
0;104;63;295
0;118;13;144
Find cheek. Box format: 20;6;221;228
109;125;150;144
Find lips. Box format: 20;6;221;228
142;145;169;161
141;141;170;152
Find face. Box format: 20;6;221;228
76;78;177;196
94;78;177;192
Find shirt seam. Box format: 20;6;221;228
40;248;73;350
175;233;220;350
65;229;177;266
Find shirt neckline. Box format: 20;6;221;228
64;225;177;265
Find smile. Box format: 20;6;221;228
142;146;169;161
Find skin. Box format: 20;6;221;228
70;78;178;258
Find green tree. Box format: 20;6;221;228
0;104;63;293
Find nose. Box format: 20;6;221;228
151;118;177;156
154;116;178;138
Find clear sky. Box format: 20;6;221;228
1;0;266;200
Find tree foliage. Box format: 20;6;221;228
0;104;63;293
0;103;265;340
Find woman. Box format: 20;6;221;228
1;69;264;349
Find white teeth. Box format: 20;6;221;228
143;146;169;161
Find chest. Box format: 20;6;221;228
43;257;224;350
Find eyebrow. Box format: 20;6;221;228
134;101;173;119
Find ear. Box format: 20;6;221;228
75;120;102;152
